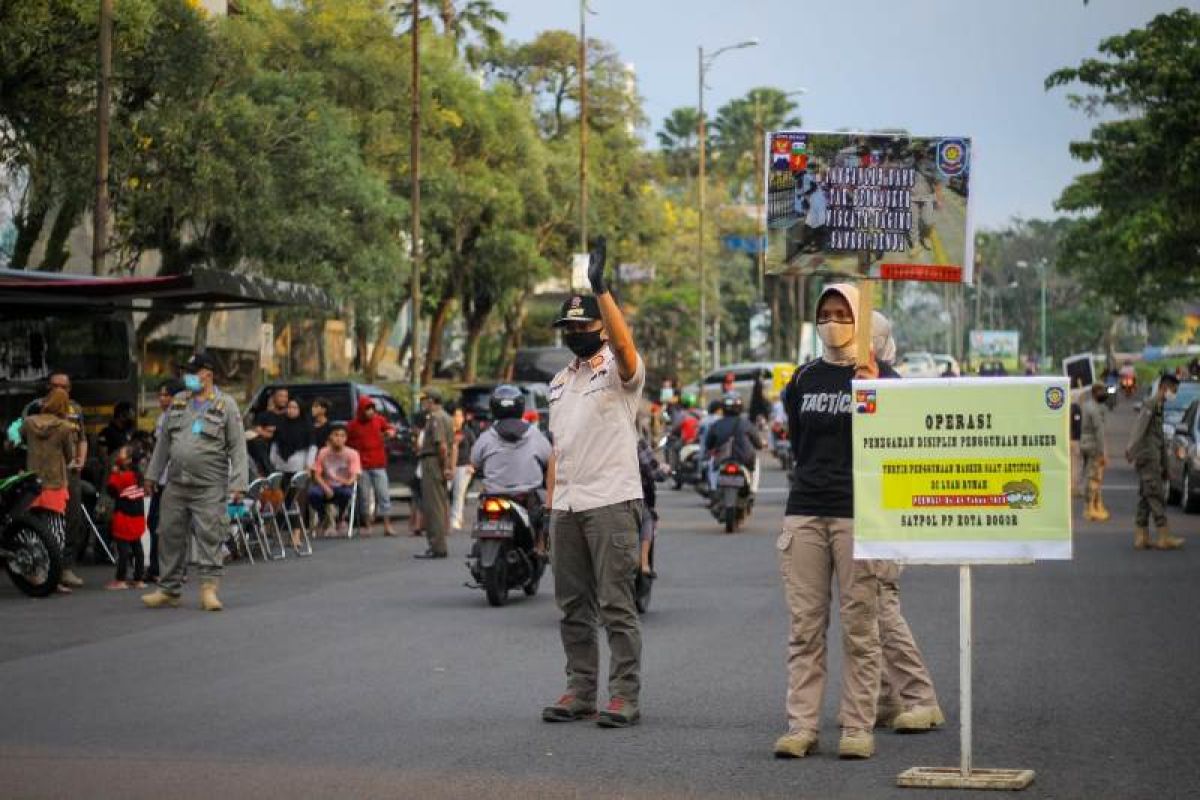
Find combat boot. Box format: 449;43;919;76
142;589;181;609
1082;496;1099;521
1134;527;1150;550
774;729;819;758
1154;526;1184;551
1093;494;1110;521
838;729;875;759
199;579;224;611
892;705;946;733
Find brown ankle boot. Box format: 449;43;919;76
1134;527;1150;550
1094;496;1110;521
1083;495;1099;521
200;579;224;611
1154;527;1184;550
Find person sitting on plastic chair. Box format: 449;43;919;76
308;424;361;537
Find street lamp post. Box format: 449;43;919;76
697;37;757;372
1016;258;1049;370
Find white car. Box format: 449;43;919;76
895;352;940;378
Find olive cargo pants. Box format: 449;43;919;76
550;501;643;704
777;515;881;734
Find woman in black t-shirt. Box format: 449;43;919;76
772;282;883;761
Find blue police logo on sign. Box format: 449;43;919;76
936;138;967;179
1045;386;1065;411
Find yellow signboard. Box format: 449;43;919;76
853;377;1072;561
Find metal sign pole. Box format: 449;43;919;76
959;563;973;778
897;561;1034;791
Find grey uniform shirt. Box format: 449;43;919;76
470;422;552;495
547;345;645;512
147;389;249;493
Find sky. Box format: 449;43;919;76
497;0;1197;229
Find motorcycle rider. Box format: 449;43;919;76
704;392;764;497
695;399;723;495
666;393;701;474
470;385;553;550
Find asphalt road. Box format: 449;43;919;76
2;400;1198;800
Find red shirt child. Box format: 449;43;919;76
106;453;147;588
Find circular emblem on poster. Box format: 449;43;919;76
936;138;968;178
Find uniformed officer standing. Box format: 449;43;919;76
1080;383;1111;522
540;237;647;729
1125;373;1182;550
142;353;249;610
415;388;453;560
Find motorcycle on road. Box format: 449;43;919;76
0;472;62;597
466;494;546;607
710;460;755;533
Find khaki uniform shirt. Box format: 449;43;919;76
421;408;454;469
147;388;249;492
548;345;645;512
1079;397;1107;456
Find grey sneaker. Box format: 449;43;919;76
596;697;640;728
541;693;597;722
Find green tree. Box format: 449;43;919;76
711;87;802;199
1045;8;1200;320
656;106;701;181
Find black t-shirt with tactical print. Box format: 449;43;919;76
783;358;898;518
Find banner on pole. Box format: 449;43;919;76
764;130;973;283
852;377;1071;561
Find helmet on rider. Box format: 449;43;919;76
721;392;744;416
681;392;697;409
489;385;525;420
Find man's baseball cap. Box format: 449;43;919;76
421;387;443;404
553;294;601;327
184;352;217;373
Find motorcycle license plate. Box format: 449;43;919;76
718;475;745;487
475;519;514;538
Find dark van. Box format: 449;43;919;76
246;382;416;501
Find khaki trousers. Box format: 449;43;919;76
777;515;880;733
157;481;227;594
874;561;938;711
550;501;643;703
420;458;450;556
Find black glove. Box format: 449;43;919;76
588;236;608;295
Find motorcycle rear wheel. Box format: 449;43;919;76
483;559;509;607
724;506;737;533
4;514;62;598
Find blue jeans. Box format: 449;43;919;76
358;468;391;518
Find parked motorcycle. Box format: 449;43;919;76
466;494;546;607
710;460;755;533
0;472;62;597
